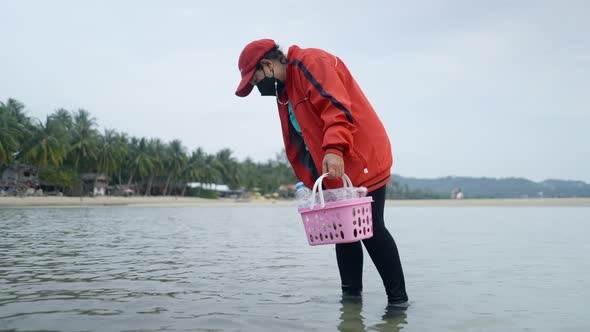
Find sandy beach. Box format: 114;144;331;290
0;196;288;208
1;196;589;208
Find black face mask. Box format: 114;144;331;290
256;68;285;96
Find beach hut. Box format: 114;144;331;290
81;173;109;196
0;163;39;195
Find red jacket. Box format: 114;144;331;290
278;45;393;192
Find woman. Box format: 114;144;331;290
235;39;409;307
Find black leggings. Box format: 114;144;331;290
335;185;408;302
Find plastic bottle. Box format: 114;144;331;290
295;182;312;208
354;187;368;198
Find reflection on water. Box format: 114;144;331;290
1;206;589;331
337;297;408;332
338;297;367;331
379;306;409;331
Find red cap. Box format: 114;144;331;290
235;39;276;97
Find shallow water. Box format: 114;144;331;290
1;205;589;331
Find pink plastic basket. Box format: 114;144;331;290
298;173;373;246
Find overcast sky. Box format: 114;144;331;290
1;1;588;182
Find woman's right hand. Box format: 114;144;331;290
322;153;344;178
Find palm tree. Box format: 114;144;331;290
70;109;99;172
202;153;222;187
3;98;30;128
68;109;99;196
49;109;74;132
0;99;34;192
125;137;139;187
180;148;206;196
240;157;259;191
145;138;166;196
127;138;153;194
0;104;22;166
112;133;129;186
215;148;241;189
95;129;127;193
21;116;70;168
96;129;120;177
162;139;187;196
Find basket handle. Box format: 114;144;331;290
308;173;354;210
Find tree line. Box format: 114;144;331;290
0;98;296;196
390;174;590;199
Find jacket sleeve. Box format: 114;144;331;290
300;55;356;158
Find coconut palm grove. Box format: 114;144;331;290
0;98;297;198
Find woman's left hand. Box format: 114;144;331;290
322;153;344;178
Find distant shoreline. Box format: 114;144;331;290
385;197;590;207
1;196;589;208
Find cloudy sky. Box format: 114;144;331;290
1;1;588;182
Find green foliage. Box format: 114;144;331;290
390;175;590;198
21;116;70;167
6;97;589;199
0;108;22;164
96;129;126;177
185;187;219;199
386;181;445;200
0;98;298;197
38;166;80;193
69;109;99;172
249;154;297;194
